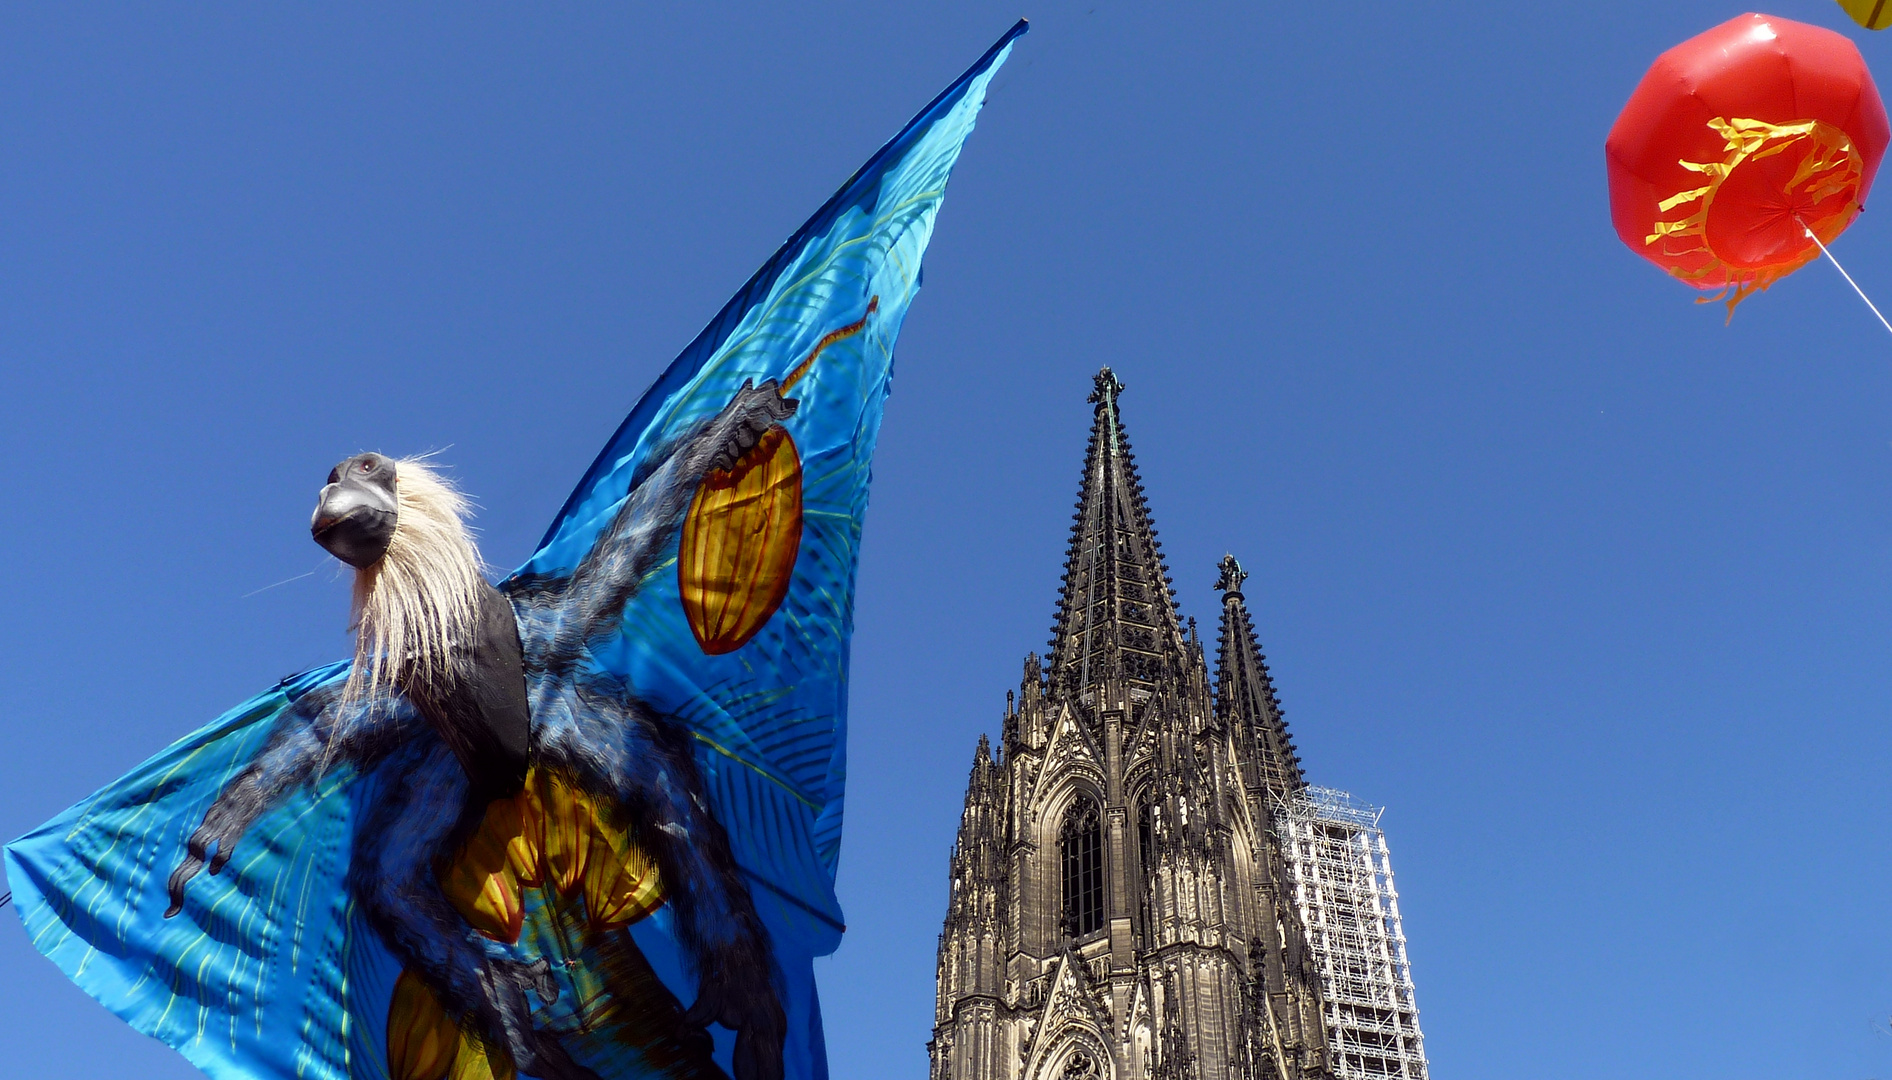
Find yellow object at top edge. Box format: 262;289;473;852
1839;0;1892;31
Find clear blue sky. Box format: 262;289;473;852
4;3;1892;1077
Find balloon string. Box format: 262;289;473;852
1800;221;1892;338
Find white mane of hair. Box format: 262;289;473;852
344;458;488;703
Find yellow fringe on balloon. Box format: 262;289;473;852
1644;116;1862;319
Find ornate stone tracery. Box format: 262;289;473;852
928;372;1335;1080
1060;1048;1101;1080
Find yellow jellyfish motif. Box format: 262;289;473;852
395;770;667;1080
387;970;519;1080
677;298;877;655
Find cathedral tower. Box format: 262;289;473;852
929;370;1331;1080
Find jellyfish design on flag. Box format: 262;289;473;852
4;20;1026;1080
1607;13;1889;316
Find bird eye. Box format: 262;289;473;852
359;460;374;473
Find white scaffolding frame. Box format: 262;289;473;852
1275;787;1429;1080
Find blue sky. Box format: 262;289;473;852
5;3;1892;1078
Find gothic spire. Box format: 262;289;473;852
945;734;1005;926
1214;555;1304;798
1047;369;1185;697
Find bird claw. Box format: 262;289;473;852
165;814;247;918
474;958;601;1080
522;957;558;1006
706;379;798;474
163;857;203;919
487;956;559;1006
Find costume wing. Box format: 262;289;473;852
6;21;1022;1080
514;21;1023;958
3;664;418;1080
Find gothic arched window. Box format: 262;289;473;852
1060;1048;1100;1080
1132;798;1155;941
1059;798;1104;938
1136;799;1154;877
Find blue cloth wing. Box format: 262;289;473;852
6;20;1023;1080
3;665;415;1080
516;20;1025;961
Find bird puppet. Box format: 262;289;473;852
5;22;1025;1080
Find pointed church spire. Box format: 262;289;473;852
1048;369;1185;697
935;376;1345;1080
1214;555;1304;798
946;733;1003;924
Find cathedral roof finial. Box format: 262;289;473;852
1214;553;1247;598
1214;554;1304;797
1047;369;1185;699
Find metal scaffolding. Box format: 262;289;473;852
1276;787;1429;1080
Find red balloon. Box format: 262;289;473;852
1607;13;1890;310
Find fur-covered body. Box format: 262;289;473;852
405;582;531;806
166;383;797;1080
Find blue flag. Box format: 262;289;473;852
7;20;1025;1080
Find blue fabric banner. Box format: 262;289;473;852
7;20;1024;1080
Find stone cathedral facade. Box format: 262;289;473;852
928;370;1334;1080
